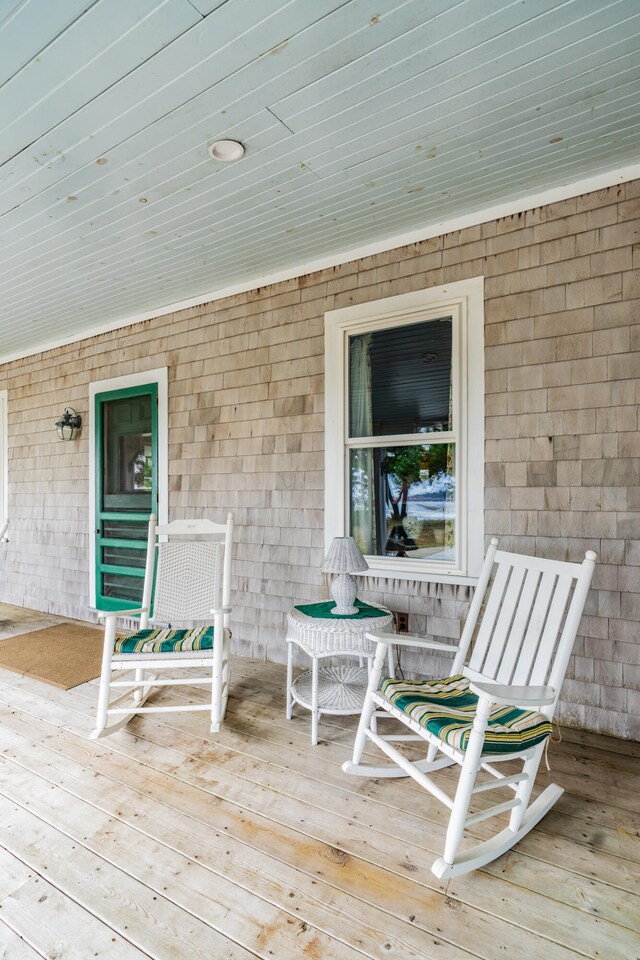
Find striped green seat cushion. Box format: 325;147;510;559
380;674;552;755
114;626;215;655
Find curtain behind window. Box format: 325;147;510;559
349;334;374;554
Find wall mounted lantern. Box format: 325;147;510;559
55;407;82;441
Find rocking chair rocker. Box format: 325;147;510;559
92;513;233;740
343;538;596;879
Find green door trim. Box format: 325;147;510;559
94;382;158;611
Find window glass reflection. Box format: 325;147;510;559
348;317;453;438
101;395;153;512
350;444;456;562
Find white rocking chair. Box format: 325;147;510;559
343;538;596;879
92;513;234;740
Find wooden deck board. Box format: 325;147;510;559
0;921;43;960
75;666;640;868
0;639;638;959
3;668;640;874
0;697;518;960
0;844;153;960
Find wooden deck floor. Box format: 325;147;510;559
0;605;639;959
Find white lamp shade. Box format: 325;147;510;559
322;537;368;574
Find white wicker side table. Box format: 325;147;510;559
285;600;394;745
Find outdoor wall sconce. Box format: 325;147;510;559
55;407;82;441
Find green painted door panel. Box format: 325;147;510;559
95;383;158;610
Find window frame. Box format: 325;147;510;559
325;278;484;585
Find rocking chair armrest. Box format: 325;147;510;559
94;607;148;621
366;631;460;653
470;680;556;707
210;605;232;615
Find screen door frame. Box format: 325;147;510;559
89;368;168;609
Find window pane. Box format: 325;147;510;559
349;444;456;562
101;546;146;569
101;394;153;513
102;520;148;540
102;572;144;603
348;317;453;438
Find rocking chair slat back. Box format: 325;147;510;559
467;549;588;706
466;561;511;675
510;570;556;686
495;566;541;683
527;574;573;688
481;564;526;679
548;559;598;698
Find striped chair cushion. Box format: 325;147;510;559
114;626;215;655
380;674;552;755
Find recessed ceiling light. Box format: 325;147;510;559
208;139;245;162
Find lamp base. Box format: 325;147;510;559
330;572;359;616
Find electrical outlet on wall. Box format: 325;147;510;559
393;611;409;633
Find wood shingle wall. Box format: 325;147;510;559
1;180;639;738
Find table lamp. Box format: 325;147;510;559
322;537;369;615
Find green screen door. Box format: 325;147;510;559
95;383;158;610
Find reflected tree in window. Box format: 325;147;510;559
382;445;451;556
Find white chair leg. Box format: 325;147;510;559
442;697;492;866
210;618;225;733
509;747;544;832
367;644;394;736
92;618;116;739
343;641;387;771
133;667;145;703
221;641;231;716
432;778;564;880
311;656;319;746
286;641;293;720
426;741;439;763
366;656;378;734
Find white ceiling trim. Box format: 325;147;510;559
2;160;639;368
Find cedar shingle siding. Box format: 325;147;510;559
1;180;639;738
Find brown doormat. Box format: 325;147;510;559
0;623;104;690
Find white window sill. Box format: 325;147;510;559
358;565;478;587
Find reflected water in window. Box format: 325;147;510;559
350;444;456;562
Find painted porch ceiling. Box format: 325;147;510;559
1;0;639;361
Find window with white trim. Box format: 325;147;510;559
325;279;484;583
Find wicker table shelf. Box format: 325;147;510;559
285;602;394;745
291;663;369;714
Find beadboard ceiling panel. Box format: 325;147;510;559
1;0;639;359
